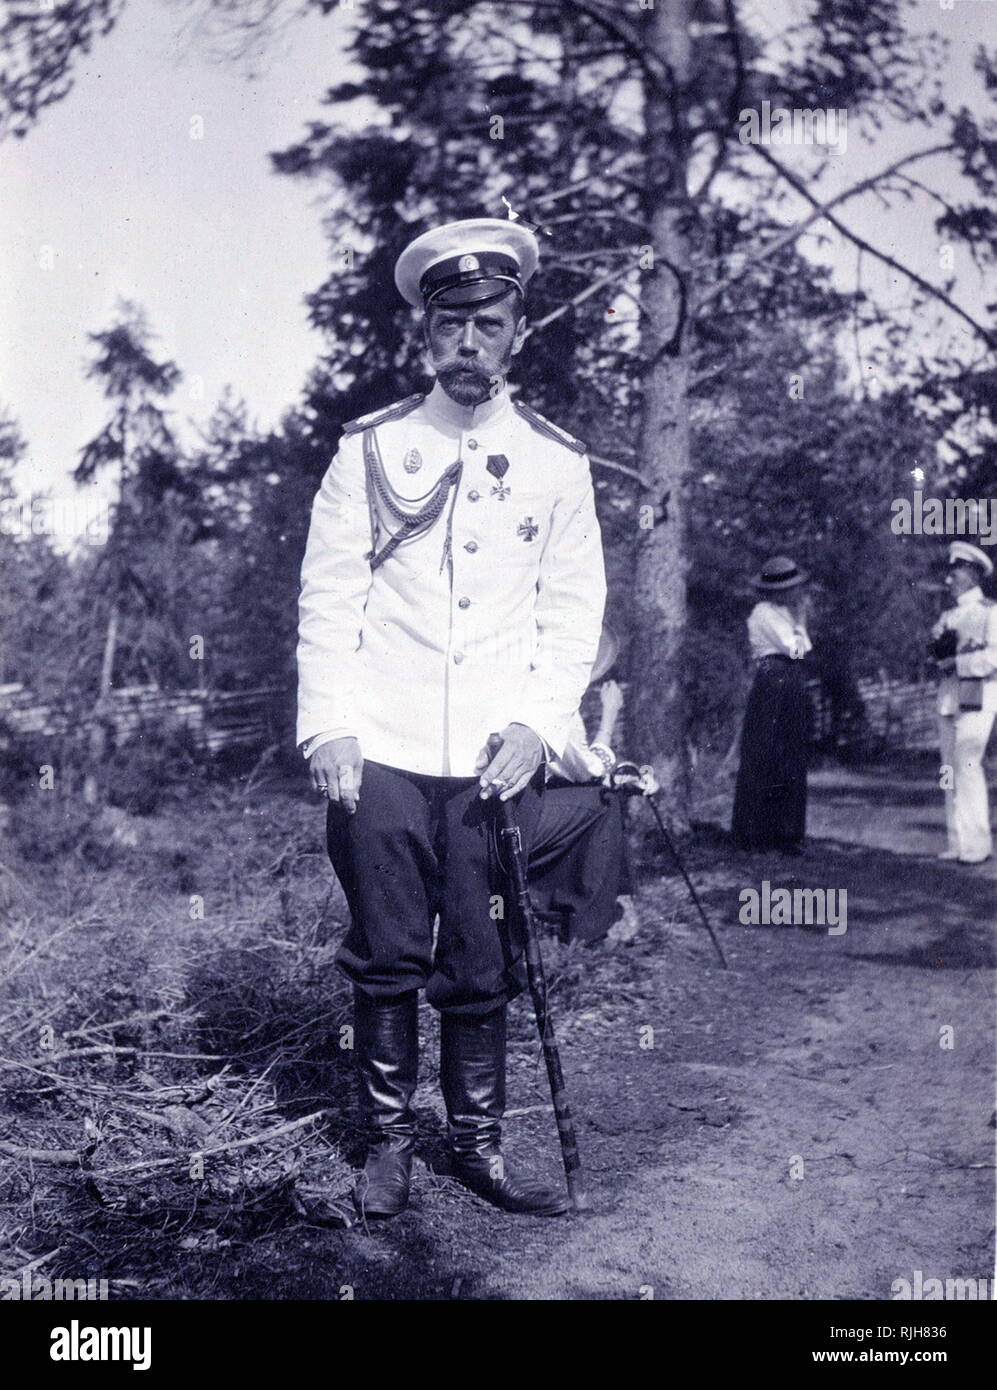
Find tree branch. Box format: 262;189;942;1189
693;0;747;201
0;1141;81;1166
486;0;672;91
589;453;652;488
524;263;635;336
91;1110;326;1178
699;143;956;311
527;156;638;209
750;144;995;348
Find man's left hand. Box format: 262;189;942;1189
475;723;544;801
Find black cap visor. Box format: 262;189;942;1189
426;276;522;310
420;251;522;310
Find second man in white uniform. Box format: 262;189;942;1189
931;541;997;865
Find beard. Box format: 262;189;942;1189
437;362;494;406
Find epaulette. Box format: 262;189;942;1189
341;393;425;437
513;401;587;454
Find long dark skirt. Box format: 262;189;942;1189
731;655;810;852
529;782;633;944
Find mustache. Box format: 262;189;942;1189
438;361;489;379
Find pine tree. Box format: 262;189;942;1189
76;302;194;799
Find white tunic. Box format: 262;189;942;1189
297;381;607;777
933;586;997;716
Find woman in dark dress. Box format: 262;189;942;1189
731;556;813;855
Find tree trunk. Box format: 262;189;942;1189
631;0;694;830
97;602;119;701
83;602;119;807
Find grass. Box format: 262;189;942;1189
0;775;361;1296
0;764;701;1297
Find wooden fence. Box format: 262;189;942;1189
0;676;945;761
807;676;939;754
0;683;288;757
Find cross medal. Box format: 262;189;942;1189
486;453;511;500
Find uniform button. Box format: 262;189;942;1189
467;439;478;449
458;597;470;610
464;540;478;553
453;652;464;664
467;489;480;502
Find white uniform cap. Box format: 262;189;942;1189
948;540;994;577
394;218;539;310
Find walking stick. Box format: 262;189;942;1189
613;764;728;970
644;794;729;969
487;750;588;1212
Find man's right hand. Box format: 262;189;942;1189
309;737;364;815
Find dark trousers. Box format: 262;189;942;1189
329;760;543;1015
529;782;632;944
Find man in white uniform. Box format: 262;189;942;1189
297;219;606;1218
931;541;997;865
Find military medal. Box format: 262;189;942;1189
487;454;510;500
517;516;539;542
403;447;422;474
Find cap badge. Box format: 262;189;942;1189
403;447;422;474
517;516;539;542
458;254;480;273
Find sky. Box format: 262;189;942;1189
0;0;992;527
737;0;992;382
0;0;348;511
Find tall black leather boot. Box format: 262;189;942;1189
352;989;419;1218
440;1007;567;1217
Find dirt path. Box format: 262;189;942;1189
478;879;993;1301
281;761;993;1301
